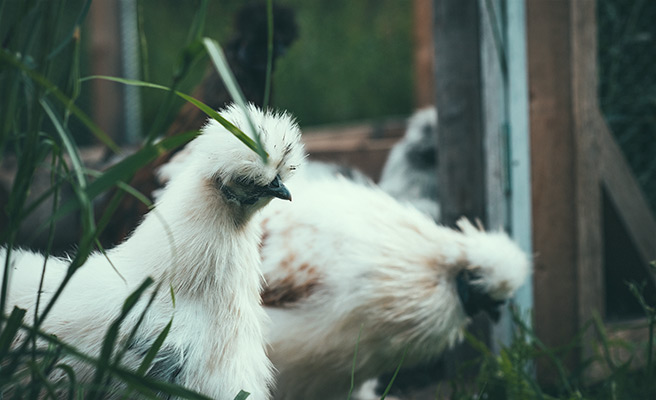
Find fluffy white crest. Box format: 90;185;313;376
184;103;304;188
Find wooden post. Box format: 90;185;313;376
433;0;488;382
89;0;122;144
527;0;587;379
434;0;486;225
413;0;435;108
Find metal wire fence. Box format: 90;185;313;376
598;0;656;214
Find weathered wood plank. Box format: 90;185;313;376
598;115;656;277
526;0;580;377
571;0;605;363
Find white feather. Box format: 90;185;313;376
379;106;440;220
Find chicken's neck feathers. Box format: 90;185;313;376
114;180;263;302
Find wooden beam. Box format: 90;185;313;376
413;0;435;108
570;0;605;363
526;0;581;377
598;116;656;276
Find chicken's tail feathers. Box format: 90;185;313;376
456;217;531;301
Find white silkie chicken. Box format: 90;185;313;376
157;155;530;400
258;171;529;400
378;106;440;221
1;104;304;399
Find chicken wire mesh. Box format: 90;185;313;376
598;0;656;215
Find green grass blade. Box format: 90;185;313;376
136;319;173;376
40;98;96;239
39;99;87;189
53;364;78;400
0;49;120;153
84;75;263;156
9;317;210;399
379;345;408;400
46;0;92;60
202;37;268;163
121;278;154;315
0;307;27;359
233;390;250;400
185;0;208;45
169;285;176;308
113;370;212;400
136;0;150;82
35;130;198;237
346;324;363;400
114;281;161;367
89;278;154;400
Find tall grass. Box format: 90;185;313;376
441;287;656;400
0;0;268;397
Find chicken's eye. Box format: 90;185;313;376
234;177;256;187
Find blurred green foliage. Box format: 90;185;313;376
272;0;414;126
138;0;414;128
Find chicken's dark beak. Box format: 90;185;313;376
265;175;292;201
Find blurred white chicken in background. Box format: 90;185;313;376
156;140;530;399
378;106;440;221
2;104;304;399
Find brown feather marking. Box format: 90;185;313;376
261;271;320;308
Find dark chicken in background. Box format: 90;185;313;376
98;2;298;247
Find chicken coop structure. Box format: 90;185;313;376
303;0;656;384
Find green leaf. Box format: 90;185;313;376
202;37;268;163
233;390;251;400
54;363;78;400
89;278;154;400
0;48;121;153
36;131;199;237
83;75;264;157
0;307;27;359
346;323;363;400
379;345;408;400
170;285;176;308
40;98;89;192
46;0;92;60
121;278;154;316
136;319;173;376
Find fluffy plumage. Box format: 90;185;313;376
2;104;304;399
256;170;529;400
378;106;440;220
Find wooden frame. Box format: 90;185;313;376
527;0;656;381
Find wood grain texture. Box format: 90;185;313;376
434;0;486;226
527;0;580;378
